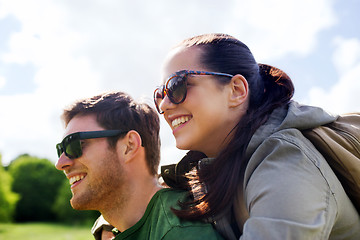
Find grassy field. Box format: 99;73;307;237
0;222;94;240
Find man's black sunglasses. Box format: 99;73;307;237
56;130;128;159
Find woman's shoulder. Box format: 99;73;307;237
245;128;317;175
240;127;360;239
243;127;346;208
243;126;344;196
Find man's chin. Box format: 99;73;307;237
70;197;92;210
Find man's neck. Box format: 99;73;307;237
102;178;162;232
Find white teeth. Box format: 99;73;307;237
172;116;190;128
69;175;85;185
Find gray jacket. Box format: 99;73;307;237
215;101;360;239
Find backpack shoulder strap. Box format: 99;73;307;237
302;113;360;213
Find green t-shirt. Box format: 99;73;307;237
114;188;223;240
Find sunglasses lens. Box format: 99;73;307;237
167;76;187;104
65;140;82;159
56;144;63;157
154;87;164;110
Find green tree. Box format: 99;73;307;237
53;179;100;224
0;154;19;222
8;155;65;222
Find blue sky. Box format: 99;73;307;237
0;0;359;167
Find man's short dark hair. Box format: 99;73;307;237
62;91;161;175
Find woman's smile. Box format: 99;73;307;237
171;115;191;129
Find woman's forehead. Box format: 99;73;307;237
162;46;206;80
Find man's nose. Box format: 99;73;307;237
55;154;73;170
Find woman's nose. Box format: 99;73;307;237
159;95;175;113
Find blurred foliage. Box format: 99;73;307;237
0;154;19;222
8;155;65;222
1;153;99;225
0;222;94;240
53;179;100;224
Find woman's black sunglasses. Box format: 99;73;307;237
153;70;233;114
56;130;128;159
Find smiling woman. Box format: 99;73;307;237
157;33;360;240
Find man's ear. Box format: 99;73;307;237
118;130;142;163
228;74;249;108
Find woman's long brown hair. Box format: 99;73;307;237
171;34;294;220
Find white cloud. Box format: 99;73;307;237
306;37;360;113
0;93;63;163
0;0;342;166
332;37;360;74
0;75;5;89
227;0;336;61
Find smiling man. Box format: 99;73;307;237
55;91;223;240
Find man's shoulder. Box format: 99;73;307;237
152;188;186;222
153;189;223;239
115;188;223;239
156;188;187;205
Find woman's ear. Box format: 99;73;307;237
118;130;142;163
228;74;248;108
